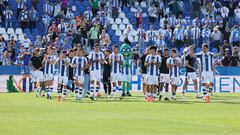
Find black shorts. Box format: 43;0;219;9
103;74;110;83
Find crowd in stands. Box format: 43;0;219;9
0;0;239;67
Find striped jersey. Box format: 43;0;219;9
44;55;57;75
57;58;70;77
181;55;186;68
72;56;88;77
145;54;162;76
167;57;181;77
196;52;214;72
109;53;123;74
122;59;132;75
88;51;104;71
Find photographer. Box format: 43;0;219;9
221;49;232;66
230;47;240;67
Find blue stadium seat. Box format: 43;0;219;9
211;48;218;53
179;47;184;56
196;48;201;53
23;28;31;35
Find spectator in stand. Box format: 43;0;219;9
212;0;222;19
20;34;32;49
75;13;83;30
66;8;75;22
184;26;193;47
221;49;232;66
8;35;16;51
0;15;2;27
230;25;240;47
19;6;29;30
228;3;235;28
42;36;51;48
234;6;240;25
48;22;60;41
89;0;99;16
173;24;184;50
0;36;6;65
99;0;107;10
99;29;111;50
222;40;232;55
3;6;13;29
137;24;146;48
29;6;38;32
61;0;68;15
231;47;240;66
223;26;231;43
3;0;9;6
52;37;61;49
160;15;168;28
135;6;142;28
34;35;42;48
42;12;51;34
202;25;211;45
211;27;222;51
88;23;100;48
43;0;54;16
220;4;229;24
99;11;108;28
2;50;13;65
191;23;201;47
147;25;157;46
16;0;27;19
111;0;119;20
123;25;131;45
72;29;82;48
31;0;40;9
148;4;158;25
192;0;201;18
84;7;93;21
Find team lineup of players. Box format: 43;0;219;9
29;43;215;103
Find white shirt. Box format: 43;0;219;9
20;38;32;48
220;6;229;18
148;6;157;18
235;8;240;18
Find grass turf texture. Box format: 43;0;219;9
0;93;240;135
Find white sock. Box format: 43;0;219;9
113;87;116;97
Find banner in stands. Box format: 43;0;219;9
0;67;239;93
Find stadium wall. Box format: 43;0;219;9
0;66;239;93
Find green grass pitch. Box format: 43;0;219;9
0;92;240;135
